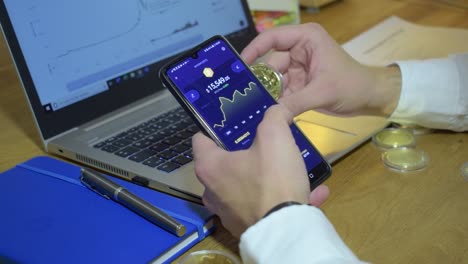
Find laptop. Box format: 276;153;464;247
0;0;388;203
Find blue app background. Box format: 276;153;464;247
167;38;323;173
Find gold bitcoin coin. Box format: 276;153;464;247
250;63;283;100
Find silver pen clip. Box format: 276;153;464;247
79;173;111;200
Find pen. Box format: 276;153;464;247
80;168;186;237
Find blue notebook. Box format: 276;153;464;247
0;156;215;264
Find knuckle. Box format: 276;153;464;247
194;159;210;182
304;22;325;33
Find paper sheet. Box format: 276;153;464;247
342;16;468;66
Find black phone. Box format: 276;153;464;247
159;35;331;189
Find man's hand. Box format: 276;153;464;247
193;105;329;238
241;23;401;117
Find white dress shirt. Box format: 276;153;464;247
238;54;468;264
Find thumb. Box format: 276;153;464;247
308;185;330;207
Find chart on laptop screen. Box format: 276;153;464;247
3;0;248;112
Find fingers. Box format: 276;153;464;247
241;24;308;64
278;82;333;116
262;51;291;73
277;88;314;116
308;185;330;207
192;132;225;186
260;104;294;132
192;132;222;160
253;104;295;149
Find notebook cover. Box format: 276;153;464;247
0;156;215;264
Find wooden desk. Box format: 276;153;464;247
1;0;467;263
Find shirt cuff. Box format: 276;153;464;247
390;57;461;130
239;205;364;264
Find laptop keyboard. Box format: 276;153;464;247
92;107;199;173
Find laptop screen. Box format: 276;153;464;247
0;0;257;140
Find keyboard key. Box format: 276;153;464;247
103;137;118;144
175;131;193;139
154;120;171;129
133;140;153;149
180;118;194;126
142;157;165;168
172;155;192;165
125;133;145;142
115;146;140;157
150;142;170;152
138;128;154;135
101;145;120;153
160;128;176;136
163;136;181;146
182;139;192;147
146;133;165;142
157;162;180;173
112;139;132;148
169;123;187;131
186;125;200;133
128;149;157;162
171;144;190;153
158;150;178;160
164;114;180;122
140;127;158;135
93;142;106;148
184;150;193;159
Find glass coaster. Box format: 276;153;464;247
382;147;429;172
372;128;416;149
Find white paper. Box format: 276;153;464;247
342;16;468;66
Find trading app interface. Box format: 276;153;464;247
167;38;324;172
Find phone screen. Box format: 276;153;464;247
162;36;330;182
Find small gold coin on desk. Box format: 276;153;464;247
250;63;283;100
382;147;429;172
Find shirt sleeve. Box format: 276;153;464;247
390;53;468;131
239;205;367;264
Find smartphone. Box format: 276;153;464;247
159;35;331;189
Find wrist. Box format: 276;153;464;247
367;65;402;117
263;201;304;218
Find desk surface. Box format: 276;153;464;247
1;0;468;263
